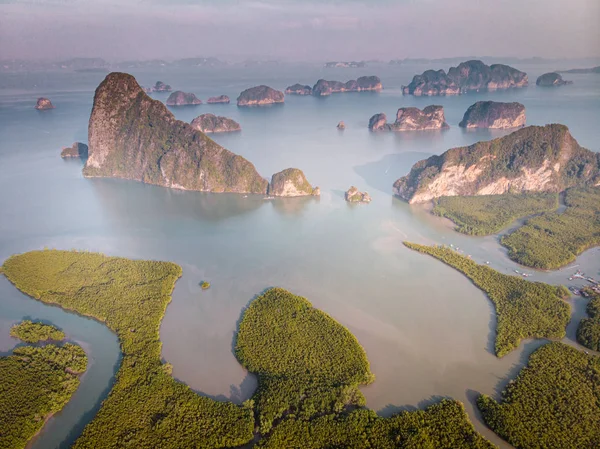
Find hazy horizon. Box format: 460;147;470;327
1;0;599;62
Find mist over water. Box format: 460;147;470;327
0;63;599;448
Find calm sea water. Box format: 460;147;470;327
0;63;599;448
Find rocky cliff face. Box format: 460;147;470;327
268;168;319;197
345;186;371;203
285;84;313;95
312;76;382;96
368;113;388;131
35;97;55;110
392;106;448;131
402;60;528;95
459;101;526;129
190;114;241;133
536;72;573;86
393;124;600;203
166;91;202;106
237;85;284;106
61;142;88;158
84;72;268;194
368;106;448;131
207;95;230;104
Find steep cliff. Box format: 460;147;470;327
84;72;268;194
459;101;526;129
394;124;600;203
61;142;88;158
402;60;528;95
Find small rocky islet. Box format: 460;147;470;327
166;91;202;106
60;142;89;158
345;186;371;203
268;168;320;197
190;114;241;133
459;101;526;129
402;59;528;95
369;106;448;131
34;97;55;110
206;95;230;104
536;72;573;86
237;85;284;106
285;84;312;95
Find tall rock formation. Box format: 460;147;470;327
393;124;600;203
84;72;268;194
268;169;320;197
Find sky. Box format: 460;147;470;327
1;0;599;62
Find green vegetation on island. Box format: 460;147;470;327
259;400;494;449
433;192;558;235
501;187;600;269
1;250;254;449
403;242;570;357
577;289;600;351
0;342;87;449
2;250;494;448
235;287;374;434
10;320;65;343
478;342;600;449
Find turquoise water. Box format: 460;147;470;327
0;63;599;448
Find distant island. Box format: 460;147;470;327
459;101;525;129
285;83;312;95
207;95;230;104
402;60;528;95
557;66;600;74
143;81;172;93
190;114;241;133
394;124;600;203
536;72;573;86
313;76;382;96
268;168;320;197
35;97;54;110
237;85;284;106
345;186;371;203
166;91;202;106
369;106;448;131
324;61;366;68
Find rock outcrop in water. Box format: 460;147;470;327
369;106;448;131
35;97;55;110
393;124;600;203
190;114;241;133
345;186;371;203
166;91;202;106
312;76;382;96
368;113;388;131
207;95;230;104
285;84;313;95
84;72;268;194
268;168;320;197
237;85;284;106
459;101;526;129
402;60;528;95
337;121;346;130
536;72;573;86
61;142;88;158
153;81;172;92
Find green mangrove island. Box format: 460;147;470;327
1;250;495;448
501;187;600;269
10;320;65;343
0;322;87;449
577;289;600;351
432;192;559;236
478;342;600;449
404;243;571;357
